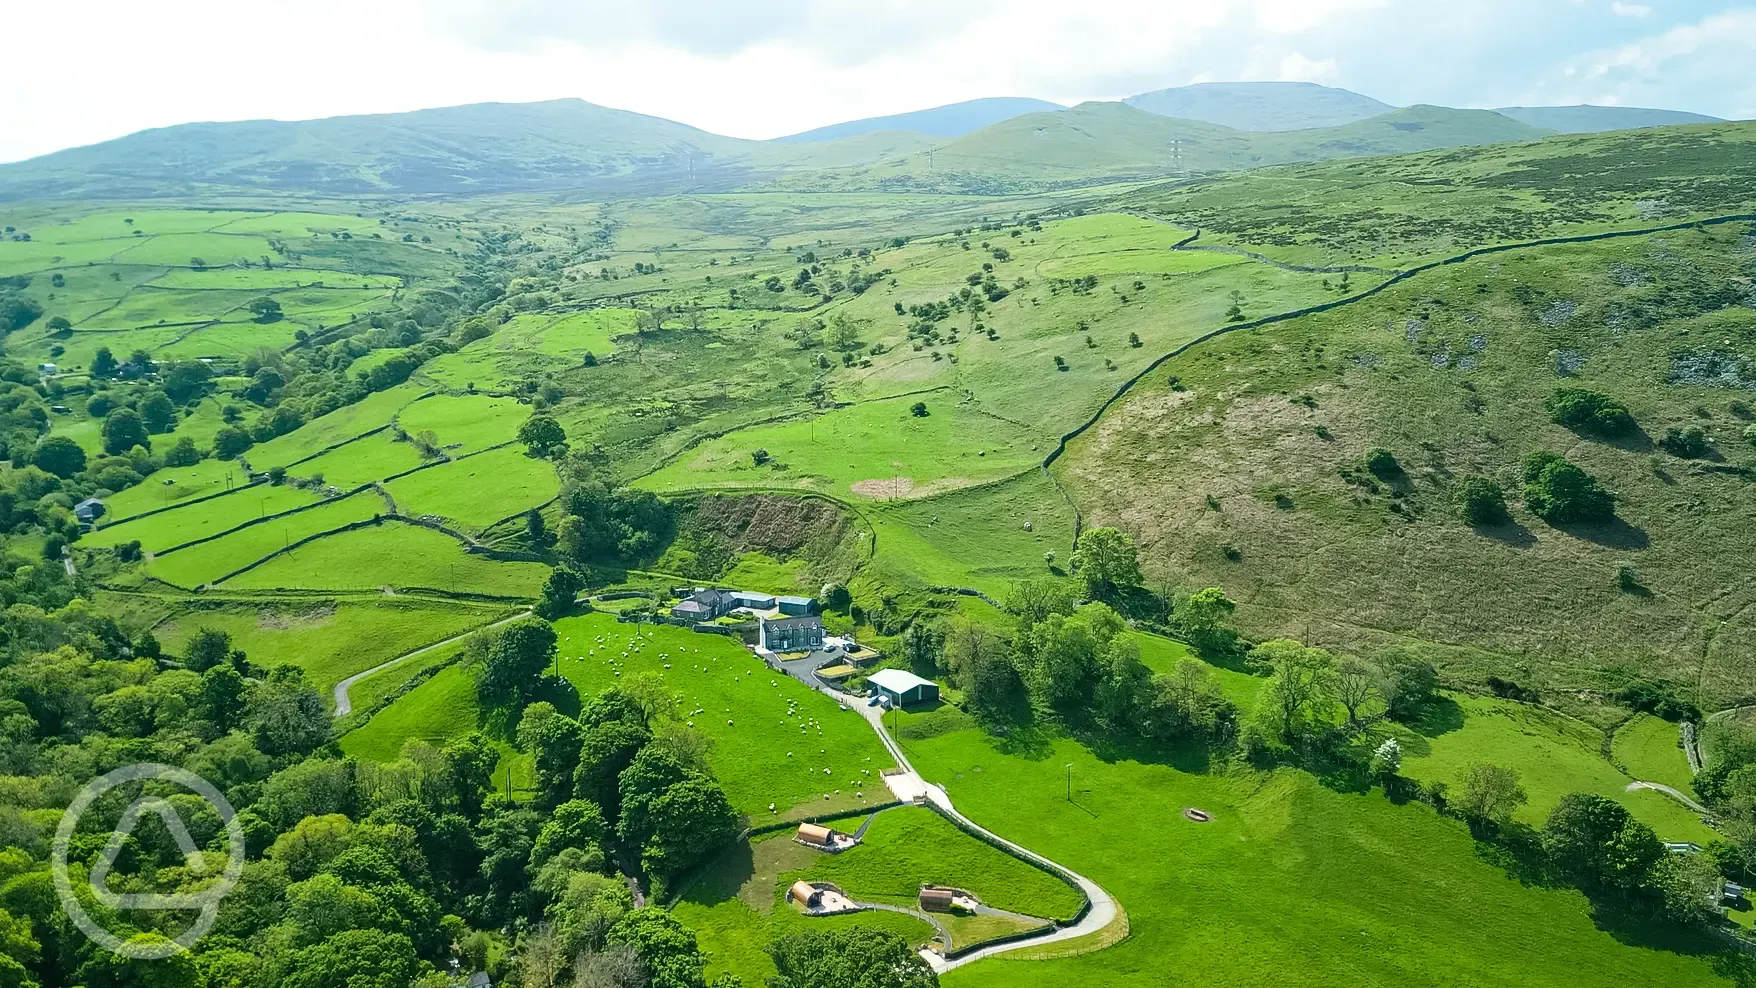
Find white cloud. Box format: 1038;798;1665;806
1278;53;1341;81
1611;2;1653;17
1519;7;1756;117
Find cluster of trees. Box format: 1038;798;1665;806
1691;721;1756;892
555;480;674;566
1235;639;1440;762
1445;765;1728;928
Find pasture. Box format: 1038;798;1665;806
384;445;558;532
146;492;383;588
394;393;529;454
288;432;429;488
1613;715;1695;793
216;521;549;596
85;483;319;553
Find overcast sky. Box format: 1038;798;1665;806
5;0;1753;163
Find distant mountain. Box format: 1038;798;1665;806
1491;104;1724;134
775;98;1066;143
1125;82;1395;131
0;99;756;200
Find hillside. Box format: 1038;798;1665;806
1126;81;1395;130
774;97;1065;142
1494;104;1725;134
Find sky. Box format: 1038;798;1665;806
5;0;1754;162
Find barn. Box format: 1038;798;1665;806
868;669;940;708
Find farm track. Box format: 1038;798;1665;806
331;607;532;715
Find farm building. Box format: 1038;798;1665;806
868;668;940;708
789;881;825;908
919;887;957;913
761;615;825;652
73;498;105;527
795;822;856;852
730;590;777;610
777;595;817;616
671;588;735;622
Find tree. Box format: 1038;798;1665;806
618;747;692;850
139;390;176;433
101;407;150;455
639;777;739;886
1649;851;1722;925
163;435;201;467
1371;737;1402;778
1070;527;1140;597
247;297;283;322
1335;655;1384;728
1174;587;1237;653
607;908;706;988
520;703;586;809
212;426;252;460
1004;578;1078;628
1660;425;1712;459
199;664;247;731
1545;387;1635;436
909;401;928;417
520;415;568;458
1522;452;1614;525
1378;652;1440;721
1251;639;1338;738
475;619;558;709
245;666;330;757
531;798;608;869
283;929;417;988
1452;474;1508;526
575;718;652;821
768;927;938;988
90;346;118;378
1543;792;1662;890
31;436;85;479
899;623;942;675
1456;763;1526;830
185;627;233;672
160;359;214;404
536;567;585;620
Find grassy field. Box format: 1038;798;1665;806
339;663;488;760
85;483;319;552
1396;695;1716;844
891;721;1736;988
217;521;549;596
1613;714;1695;792
97;458;252;520
154;597;506;698
418;309;629;391
288;432;430;488
245;383;429;469
638;394;1052;501
1129;631;1269;710
855;470;1077;596
147;493;383;587
1060;225;1756;704
384;446;558;532
394;394;529;455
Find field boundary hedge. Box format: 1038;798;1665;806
1042;212;1756;480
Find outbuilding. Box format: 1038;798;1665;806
796;823;836;847
868;668;940;708
73;498;105;528
918;887;956;913
730;591;777;610
777;595;817;616
789;881;824;908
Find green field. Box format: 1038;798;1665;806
147;493;383;588
1397;695;1716;844
213;521;546;596
245;384;428;469
384;446;558;532
97;459;253;520
1613;715;1695;793
154;597;505;697
288;431;430;488
85;483;319;552
395;394;529;455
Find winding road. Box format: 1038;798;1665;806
812;680;1120;972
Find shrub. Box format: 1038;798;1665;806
1364;448;1400;478
1452;474;1508;526
1521;452;1614;525
910;401;928;417
1545;387;1635;436
1745;424;1756;447
1658;425;1710;459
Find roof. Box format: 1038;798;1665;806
689;588;732;605
868;668;937;694
789;880;819;902
74;498;104;510
797;823;834;843
765;615;822;631
673;600;711;614
919;887;956;903
777;595;816;606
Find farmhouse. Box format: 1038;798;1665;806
777;595;817;616
73;498;105;528
761;615;825;652
671;588;735;623
868;668;940;708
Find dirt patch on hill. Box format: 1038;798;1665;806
675;493;847;557
848;476;977;500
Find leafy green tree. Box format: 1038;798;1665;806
536;567;585;620
768;927;937;988
1452;474;1508;526
617;746;691;850
1004;578;1079;628
159;359;214;404
1364;447;1400;477
1545;387;1635;436
1456;763;1526;830
1173;587;1237;653
576;718;653;823
474;619;557;709
199;664;247;731
211;426;252;459
185;627;233;672
282;929;417;988
518;702;585;809
1378;651;1441;721
531;799;608;869
443;732;500;816
639;777;739;886
607;908;707;988
31;436;85;479
139;390;176;433
1543;792;1662;890
246;297;283;322
519;414;568;458
74;932;199;987
1659;425;1711;459
1522;452;1614;525
899;622;943;675
245;666;330;757
1649;851;1723;925
162;435;201;467
101;407;150;455
1251;639;1339;738
1069;527;1140;597
89;347;118;378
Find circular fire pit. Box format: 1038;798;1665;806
1182;807;1213;823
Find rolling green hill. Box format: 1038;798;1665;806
1494;104;1725;134
774;97;1066;142
1125;80;1395;130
